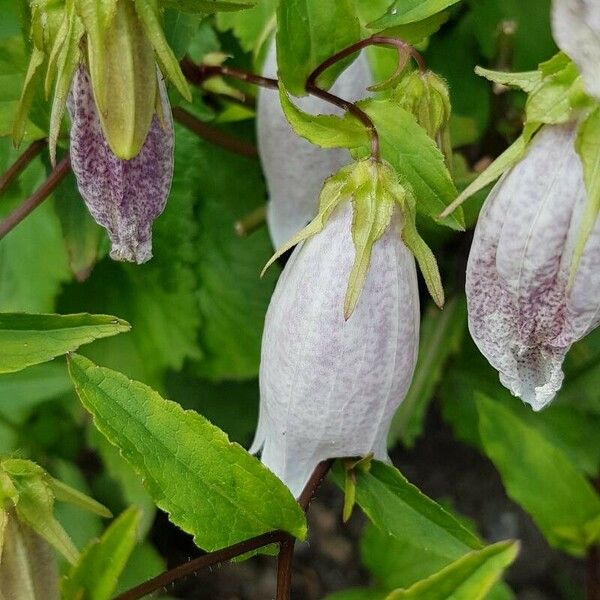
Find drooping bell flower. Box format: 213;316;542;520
68;66;174;263
466;123;600;411
14;0;191;263
551;0;600;101
251;159;443;496
257;42;372;248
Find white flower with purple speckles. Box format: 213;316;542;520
68;66;174;264
551;0;600;101
466;123;600;411
250;203;419;496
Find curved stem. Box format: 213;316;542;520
0;156;71;241
0;140;46;198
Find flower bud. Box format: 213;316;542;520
257;42;372;248
466;123;600;410
68;66;174;264
551;0;600;101
251;202;420;496
0;510;59;600
392;70;452;162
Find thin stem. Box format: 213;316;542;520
181;57;278;91
172;106;258;157
0;156;71;241
297;459;333;510
276;535;296;600
113;530;285;600
0;140;46;198
235;204;267;236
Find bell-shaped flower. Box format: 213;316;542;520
551;0;600;101
68;66;174;263
250;159;444;496
466;123;600;411
257;42;372;248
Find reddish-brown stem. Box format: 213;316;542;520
172;106;258;157
298;459;333;509
0;156;71;240
276;535;296;600
0;139;46;198
113;530;285;600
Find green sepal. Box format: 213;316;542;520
134;0;192;101
12;47;45;147
475;66;541;93
571;106;600;285
48;2;85;165
342;455;374;523
78;0;158;159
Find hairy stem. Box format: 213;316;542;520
172;106;258;157
276;535;296;600
0;139;46;198
0;156;71;241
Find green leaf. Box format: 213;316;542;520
216;0;276;57
279;83;369;149
62;507;141;600
0;313;129;374
381;12;450;44
477;394;600;555
368;0;461;30
475;66;541;93
572;106;600;284
358;100;464;230
385;541;518;600
68;354;307;550
325;590;388;600
192;127;280;380
276;0;361;96
389;297;466;447
333;461;481;561
162;0;256;13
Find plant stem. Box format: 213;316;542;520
113;530;285;600
298;459;333;509
0;156;71;241
235;204;267;236
276;535;296;600
172;106;258;157
0;139;46;198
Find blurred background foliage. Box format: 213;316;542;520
0;0;598;598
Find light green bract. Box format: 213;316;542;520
263;158;444;319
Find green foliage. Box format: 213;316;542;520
62;507;141;600
368;0;462;30
68;354;307;551
276;0;361;95
477;395;600;556
388;296;466;447
385;540;518;600
162;0;257;13
334;461;481;558
0;312;129;374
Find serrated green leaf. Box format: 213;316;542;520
333;461;481;561
368;0;461;30
385;541;518;600
279;83;369;149
134;0;192;101
62;507;140;600
389;296;466;447
0;313;129;374
572;106;600;284
276;0;361;96
477;394;600;555
358;100;464;230
68;354;307;550
475;66;541;93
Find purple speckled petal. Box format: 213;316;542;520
250;203;419;496
552;0;600;101
68;66;173;264
466;124;600;410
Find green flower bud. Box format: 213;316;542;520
392;70;452;163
